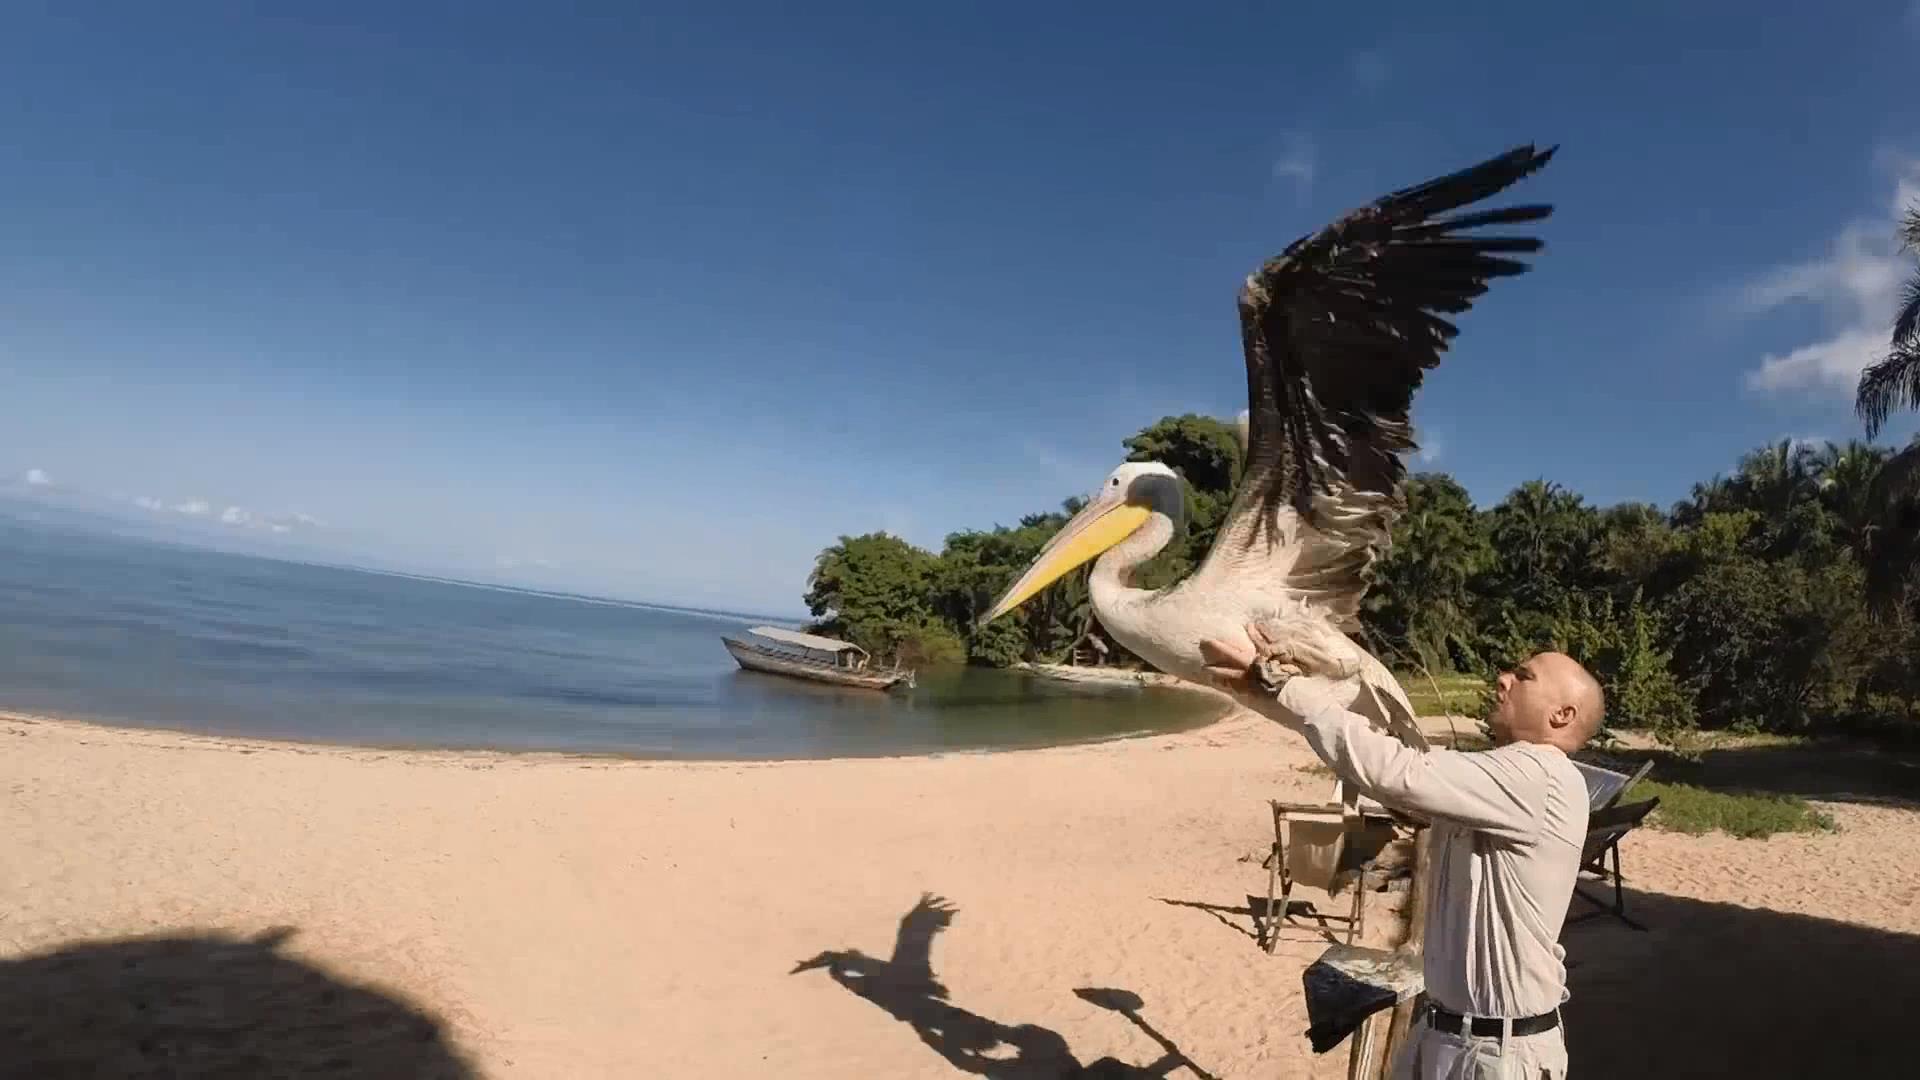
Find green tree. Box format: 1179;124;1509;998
1475;480;1601;659
1853;201;1920;615
1484;480;1598;602
1361;473;1491;671
1732;439;1818;520
1606;590;1698;742
1811;439;1888;551
1861;440;1920;616
1122;413;1243;493
803;532;946;664
798;420;1920;744
1123;413;1242;590
927;500;1093;665
1477;588;1695;744
1592;502;1683;599
1853;201;1920;438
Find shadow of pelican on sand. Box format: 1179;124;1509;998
792;893;1219;1079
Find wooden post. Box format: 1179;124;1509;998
1371;825;1432;1079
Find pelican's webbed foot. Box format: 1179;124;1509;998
1244;616;1361;695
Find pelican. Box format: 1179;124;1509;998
980;145;1558;747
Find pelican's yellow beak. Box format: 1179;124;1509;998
979;495;1152;624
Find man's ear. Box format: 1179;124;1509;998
1548;703;1577;730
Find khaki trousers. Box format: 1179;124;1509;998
1389;1015;1568;1079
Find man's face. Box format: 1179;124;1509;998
1486;654;1555;746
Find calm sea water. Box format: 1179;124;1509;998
0;517;1223;758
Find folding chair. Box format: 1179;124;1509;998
1569;796;1660;931
1259;783;1400;952
1572;758;1654;813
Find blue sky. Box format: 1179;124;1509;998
4;3;1920;614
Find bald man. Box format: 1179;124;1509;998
1200;633;1602;1080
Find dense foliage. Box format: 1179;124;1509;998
804;415;1920;745
804;199;1920;747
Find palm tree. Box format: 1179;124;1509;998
1852;201;1920;615
1810;439;1889;549
1364;474;1490;670
1487;479;1593;597
1733;438;1819;518
1854;202;1920;437
1860;435;1920;615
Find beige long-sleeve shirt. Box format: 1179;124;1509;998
1301;704;1589;1020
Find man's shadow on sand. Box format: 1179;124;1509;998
0;926;474;1078
792;894;1217;1079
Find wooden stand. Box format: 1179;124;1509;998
1368;826;1432;1078
1260;793;1403;952
1317;824;1429;1080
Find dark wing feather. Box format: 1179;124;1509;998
1189;145;1555;624
1243;144;1556;521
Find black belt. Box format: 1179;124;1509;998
1422;998;1560;1038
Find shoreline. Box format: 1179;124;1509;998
0;693;1246;768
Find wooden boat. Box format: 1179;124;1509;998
720;626;915;691
1018;662;1167;688
1016;661;1216;695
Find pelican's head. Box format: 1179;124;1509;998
980;461;1185;624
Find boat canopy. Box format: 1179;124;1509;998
746;626;869;658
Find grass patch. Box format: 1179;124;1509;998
1444;731;1493;752
1395;671;1489;718
1636;778;1837;839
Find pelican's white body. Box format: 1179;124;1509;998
1080;462;1426;748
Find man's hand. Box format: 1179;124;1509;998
1201;622;1348;726
1199;627;1261;693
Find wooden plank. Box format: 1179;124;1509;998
1371;826;1432;1078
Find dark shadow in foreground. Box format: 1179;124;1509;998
792;894;1218;1079
1564;887;1916;1077
0;927;474;1079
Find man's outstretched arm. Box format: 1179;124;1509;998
1198;628;1547;843
1299;703;1544;844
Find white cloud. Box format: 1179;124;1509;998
1747;327;1889;395
1270;132;1316;199
11;470;323;537
249;510;323;533
1741;154;1920;396
1414;433;1445;464
1350;49;1390;91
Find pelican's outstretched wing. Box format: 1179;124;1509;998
1184;144;1557;630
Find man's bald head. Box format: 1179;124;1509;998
1487;651;1605;752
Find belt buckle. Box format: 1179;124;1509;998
1428;1000;1519;1042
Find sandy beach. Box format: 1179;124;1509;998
4;706;1916;1078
